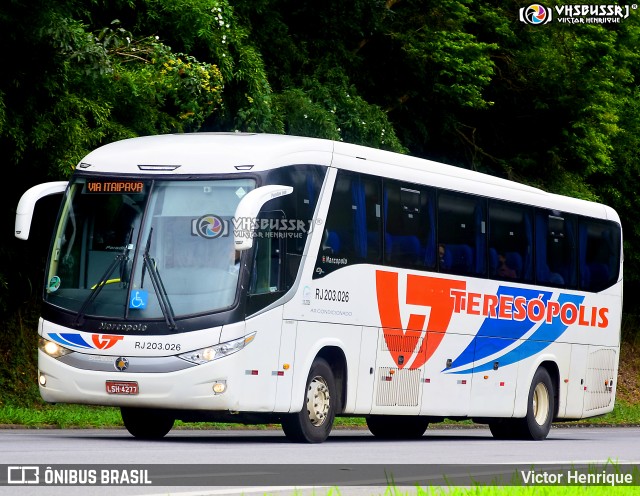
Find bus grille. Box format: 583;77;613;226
584;348;617;412
376;367;421;407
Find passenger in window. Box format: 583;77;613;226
439;244;446;269
548;271;564;285
497;253;516;279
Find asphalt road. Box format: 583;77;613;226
1;426;638;495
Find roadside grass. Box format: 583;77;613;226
1;399;638;430
389;487;635;496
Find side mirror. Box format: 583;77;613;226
233;185;293;250
15;181;68;240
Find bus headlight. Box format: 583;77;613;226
178;333;256;365
38;337;74;358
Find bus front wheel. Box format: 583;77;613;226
281;358;336;443
121;407;175;440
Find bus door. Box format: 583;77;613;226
244;210;294;412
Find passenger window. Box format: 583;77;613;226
488;201;533;282
578;219;620;292
314;171;381;278
437;192;486;277
383;181;436;270
535;210;577;288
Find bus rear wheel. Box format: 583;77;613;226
366;415;429;439
121;407;175;440
281;358;336;443
521;367;554;440
489;367;554;441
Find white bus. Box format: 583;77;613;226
15;133;623;443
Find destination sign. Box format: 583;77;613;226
86;181;145;194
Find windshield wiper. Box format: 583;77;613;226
75;227;133;327
141;228;177;330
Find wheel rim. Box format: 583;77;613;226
533;382;550;425
306;375;330;426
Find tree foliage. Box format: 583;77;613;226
1;0;640;320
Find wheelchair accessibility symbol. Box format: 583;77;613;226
129;290;148;309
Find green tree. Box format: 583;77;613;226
2;0;640;378
470;5;640;287
241;0;497;159
0;2;230;318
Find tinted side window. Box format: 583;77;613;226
384;181;436;270
264;164;327;288
535;210;577;288
578;219;621;292
488;201;533;282
314;171;381;278
438;192;486;277
249;218;283;295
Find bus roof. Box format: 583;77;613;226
78;133;334;173
76;133;620;223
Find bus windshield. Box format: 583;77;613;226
45;177;256;322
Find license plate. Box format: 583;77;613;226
106;381;139;395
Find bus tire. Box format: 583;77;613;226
121;407;174;440
281;358;336;443
520;367;555;440
490;367;554;441
366;415;429;439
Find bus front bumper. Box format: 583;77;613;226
37;350;247;412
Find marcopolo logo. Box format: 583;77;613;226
519;4;553;25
